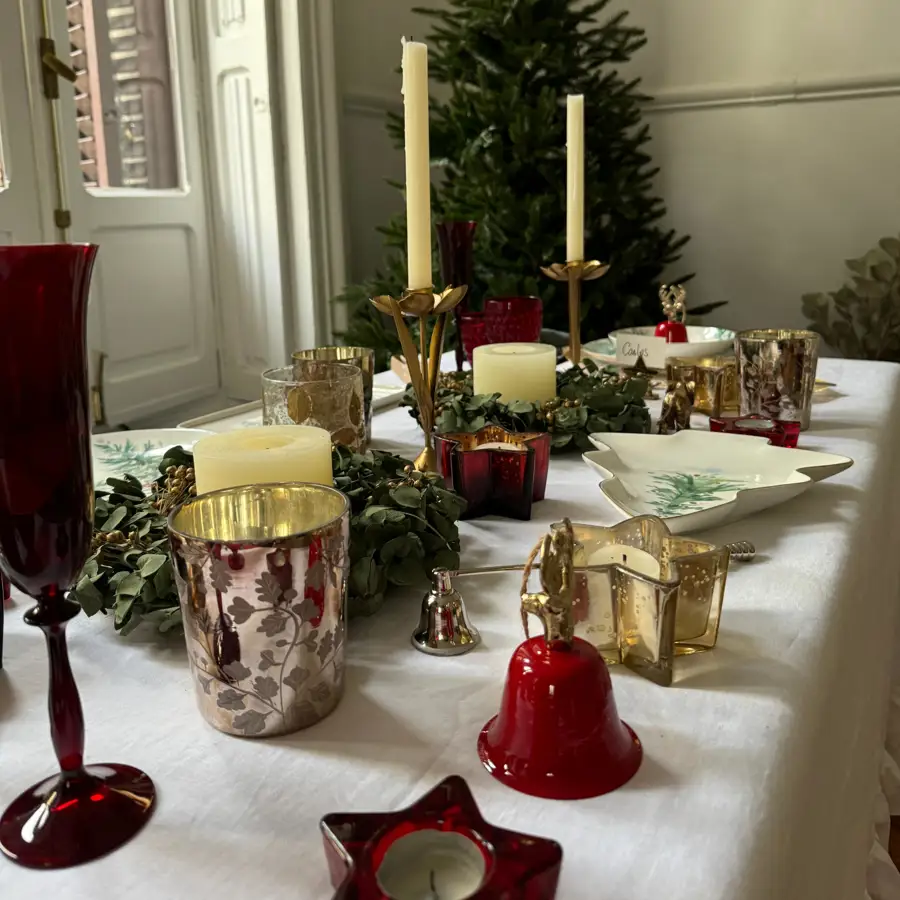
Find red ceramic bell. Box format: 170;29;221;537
478;520;642;800
655;283;688;343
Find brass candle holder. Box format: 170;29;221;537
371;283;468;472
541;259;610;364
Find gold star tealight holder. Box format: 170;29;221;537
370;283;467;472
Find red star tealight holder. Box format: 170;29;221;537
320;775;563;900
434;426;551;521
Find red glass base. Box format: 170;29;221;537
0;764;156;869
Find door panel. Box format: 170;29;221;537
53;0;220;422
200;0;287;399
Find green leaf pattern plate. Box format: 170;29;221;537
91;429;212;488
583;430;853;533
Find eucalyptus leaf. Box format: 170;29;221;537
404;365;650;451
76;445;465;634
804;233;900;361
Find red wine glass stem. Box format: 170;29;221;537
27;595;86;775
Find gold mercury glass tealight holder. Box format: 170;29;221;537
370;283;468;472
541;259;610;364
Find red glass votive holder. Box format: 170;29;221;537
458;311;488;365
320;775;563;900
484;295;543;344
434;426;551;520
709;414;801;448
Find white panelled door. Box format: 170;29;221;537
199;0;288;398
48;0;220;422
0;1;51;246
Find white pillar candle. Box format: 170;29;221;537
566;94;585;262
401;39;432;290
376;830;487;900
193;426;333;495
473;343;557;404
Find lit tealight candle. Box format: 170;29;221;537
587;545;661;580
472;343;556;405
376;830;487;900
474;442;521;452
193;425;333;495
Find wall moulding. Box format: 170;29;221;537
343;72;900;121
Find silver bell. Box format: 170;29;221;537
412;568;480;656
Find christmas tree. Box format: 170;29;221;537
336;0;705;366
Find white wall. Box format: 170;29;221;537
334;0;432;283
335;0;900;335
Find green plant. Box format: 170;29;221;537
802;234;900;361
335;0;722;367
74;445;466;635
403;361;650;452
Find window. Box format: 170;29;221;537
67;0;180;190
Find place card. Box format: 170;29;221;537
615;333;668;371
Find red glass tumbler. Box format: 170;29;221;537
458;311;488;365
709;413;801;448
484;296;543;344
0;245;155;869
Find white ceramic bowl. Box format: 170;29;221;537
608;325;735;359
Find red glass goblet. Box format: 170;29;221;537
484;295;543;344
0;245;155;869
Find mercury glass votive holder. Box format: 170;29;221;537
565;516;730;686
292;346;375;444
736;329;820;430
666;355;738;416
168;483;350;738
262;360;365;450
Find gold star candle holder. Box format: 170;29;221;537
371;284;467;472
541;259;610;364
566;515;730;686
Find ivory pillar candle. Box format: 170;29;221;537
566;94;585;262
401;39;432;290
193;426;333;495
473;343;557;404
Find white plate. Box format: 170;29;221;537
608;325;735;358
92;428;212;489
582;430;852;533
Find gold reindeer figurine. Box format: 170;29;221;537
520;519;576;646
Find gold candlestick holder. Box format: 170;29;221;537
541;259;610;364
371;283;468;472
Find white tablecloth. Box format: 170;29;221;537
4;358;900;900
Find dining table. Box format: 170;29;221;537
3;356;900;900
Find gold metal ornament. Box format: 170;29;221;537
659;283;688;324
520;519;576;646
370;284;468;472
541;260;610;364
658;378;696;435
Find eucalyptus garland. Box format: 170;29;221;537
75;445;465;636
403;360;650;451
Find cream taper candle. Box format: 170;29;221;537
193;426;333;495
401;39;432;290
473;343;557;404
566;94;585;262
